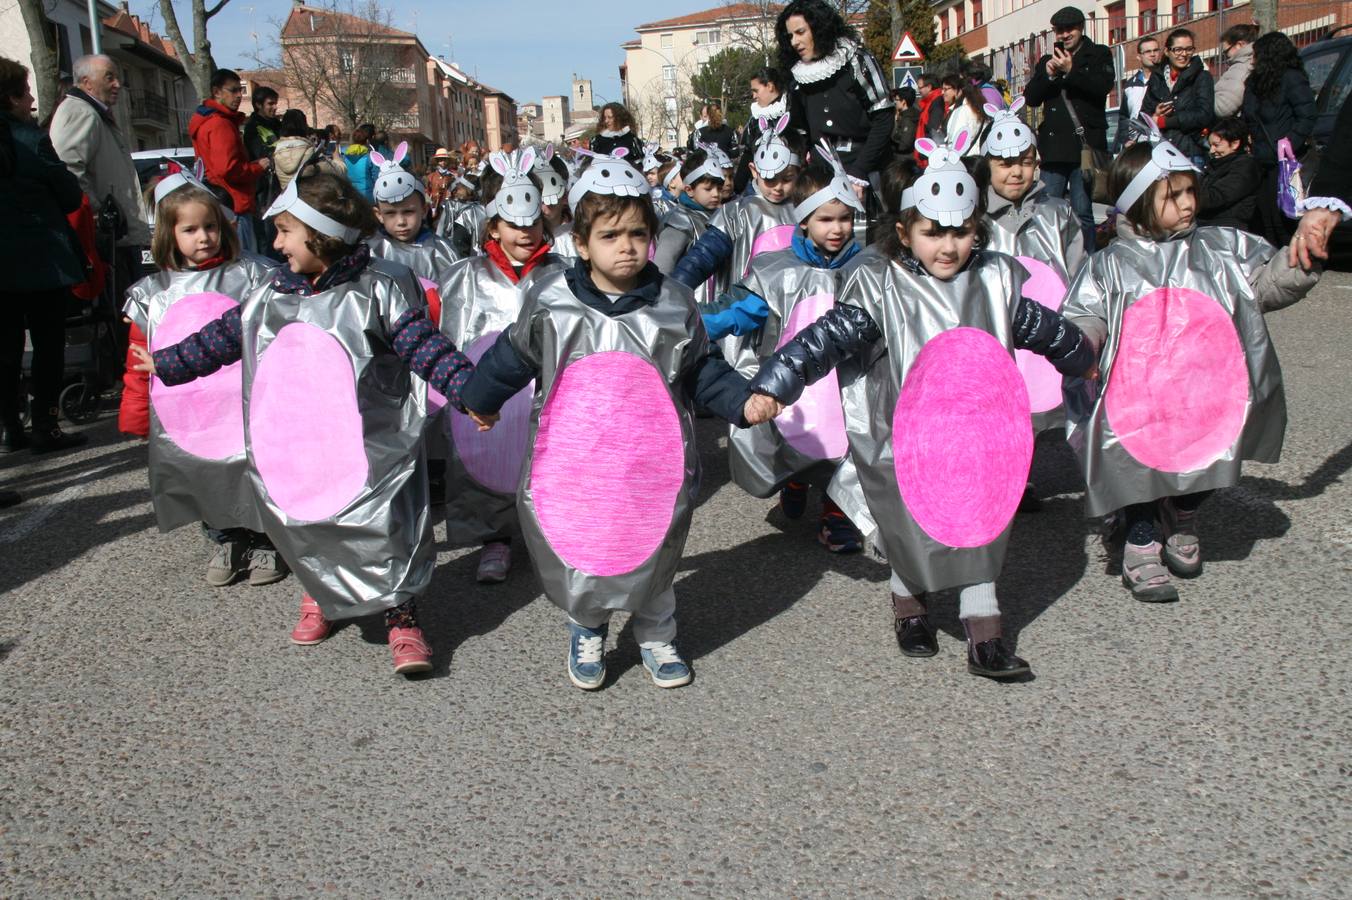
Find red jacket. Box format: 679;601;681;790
119;323;150;438
188;100;265;214
915;89;948;166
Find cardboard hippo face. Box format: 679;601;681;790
700;141;733;170
531;144;568;206
982;97;1035;158
753;114;799;179
566;147;648;212
486;147;541;226
905;130;978;227
1114;114;1200;213
371;142;425;204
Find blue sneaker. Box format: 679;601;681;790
639;642;693;688
779;481;809;519
818;511;861;553
566;621;607;690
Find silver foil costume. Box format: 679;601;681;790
240;259;433;619
712;194;798;292
367;231;462;284
1060;225;1315;517
657;204;715;302
125;255;276;533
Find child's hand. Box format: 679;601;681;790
467;409;499;432
744;393;784;425
130;344;156;375
1083;364;1100;381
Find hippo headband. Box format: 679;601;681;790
371;142;426;205
699;142;733;170
567;147;648;212
484;148;542;226
531;144;568;206
982;98;1036;159
1114;115;1199;214
263;154;362;243
662;162;682;190
153;162;236;222
640;141;663;173
684;148;726;188
792;139;864;222
901;130;978;228
753;115;802;179
453;173;477;194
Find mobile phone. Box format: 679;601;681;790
1054;40;1065;52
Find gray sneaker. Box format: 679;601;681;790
247;546;290;586
476;541;512;584
205;540;249;587
1159;497;1202;578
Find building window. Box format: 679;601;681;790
957;7;965;34
695;29;721;45
972;0;983;27
662;64;676;92
1172;1;1189;24
660;33;673;49
1139;0;1157;33
339;49;355;73
1107;1;1126;44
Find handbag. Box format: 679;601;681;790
1275;137;1305;219
1062;86;1112;203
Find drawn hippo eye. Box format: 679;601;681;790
506;193;514;204
996;130;1004;140
956;182;965;196
601;168;610;177
930;182;941;196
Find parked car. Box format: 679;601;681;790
129;148;198;270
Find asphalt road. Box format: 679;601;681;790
2;272;1350;897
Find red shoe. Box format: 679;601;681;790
389;625;432;675
289;595;332;645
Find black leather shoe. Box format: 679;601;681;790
1;425;28;453
967;639;1031;679
29;426;87;454
895;615;939;657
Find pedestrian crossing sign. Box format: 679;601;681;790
893;66;923;91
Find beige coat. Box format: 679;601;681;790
272;137;345;191
50;92;150;246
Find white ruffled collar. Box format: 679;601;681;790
749;96;787;119
792;38;856;84
599;127;631;139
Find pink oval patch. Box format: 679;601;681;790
774;293;847;459
746;224;796;273
1013;256;1069;414
1105;287;1248;473
250;323;369;521
449;331;533;494
532;351;685;576
150;292;245;460
893;328;1033;548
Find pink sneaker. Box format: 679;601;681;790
289;595;332;645
389;625;432;675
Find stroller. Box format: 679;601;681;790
18;195;126;426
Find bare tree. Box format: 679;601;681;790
158;0;232;100
16;0;61;116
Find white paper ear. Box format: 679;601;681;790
915;138;937;158
758;116;769;132
774;114;789;135
951;128;972;155
370;150;387;167
1009;96;1025;114
983;102;1000;117
543;143;555;162
394;141;408;164
612;147;629;159
518;146;536;175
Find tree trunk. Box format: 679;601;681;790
1249;0;1277;34
159;0;223;100
890;0;902;48
17;0;60;119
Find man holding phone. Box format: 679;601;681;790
1023;5;1114;251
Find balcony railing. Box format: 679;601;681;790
128;88;169;122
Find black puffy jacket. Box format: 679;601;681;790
1144;57;1216;161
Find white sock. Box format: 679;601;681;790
958;582;1000;619
889;571;923;597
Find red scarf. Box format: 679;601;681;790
484;238;551;283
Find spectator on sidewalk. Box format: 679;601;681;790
0;58;89;454
342;123;378;201
1215;23;1259;119
1199;116;1261;231
891;86;919;157
1115;36;1162;150
1023;5;1114;251
188;68;271;252
1143;29;1215;167
1244;30;1317;246
49;54;150;305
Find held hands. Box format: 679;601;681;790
743;393;784;425
466;409;499;432
130;344;156;375
1288;207;1339;270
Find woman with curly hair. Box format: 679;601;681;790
589;102;643;159
1242;31;1317;244
776;0;893;200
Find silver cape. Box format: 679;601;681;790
983;184;1086;432
826;250;1026;591
1060;226;1288;517
550;223;579;261
123;255;276;533
711;194;798;293
727;248;858;497
434;198;472;239
508;267;706;618
367;231;462;284
659;204;715;303
436;254;560;545
240;258;432;620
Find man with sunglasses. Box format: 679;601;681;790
189;68;273;253
1143;28;1215;168
1023;5;1115;251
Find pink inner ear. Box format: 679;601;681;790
1105;287;1249;472
150;292;245;460
915;138;936;157
250;322;368;522
531;351;685;576
774;293;847;459
448;331;533;494
1013;256;1069;414
893;327;1033;548
747;225;796;273
952;130;971;153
